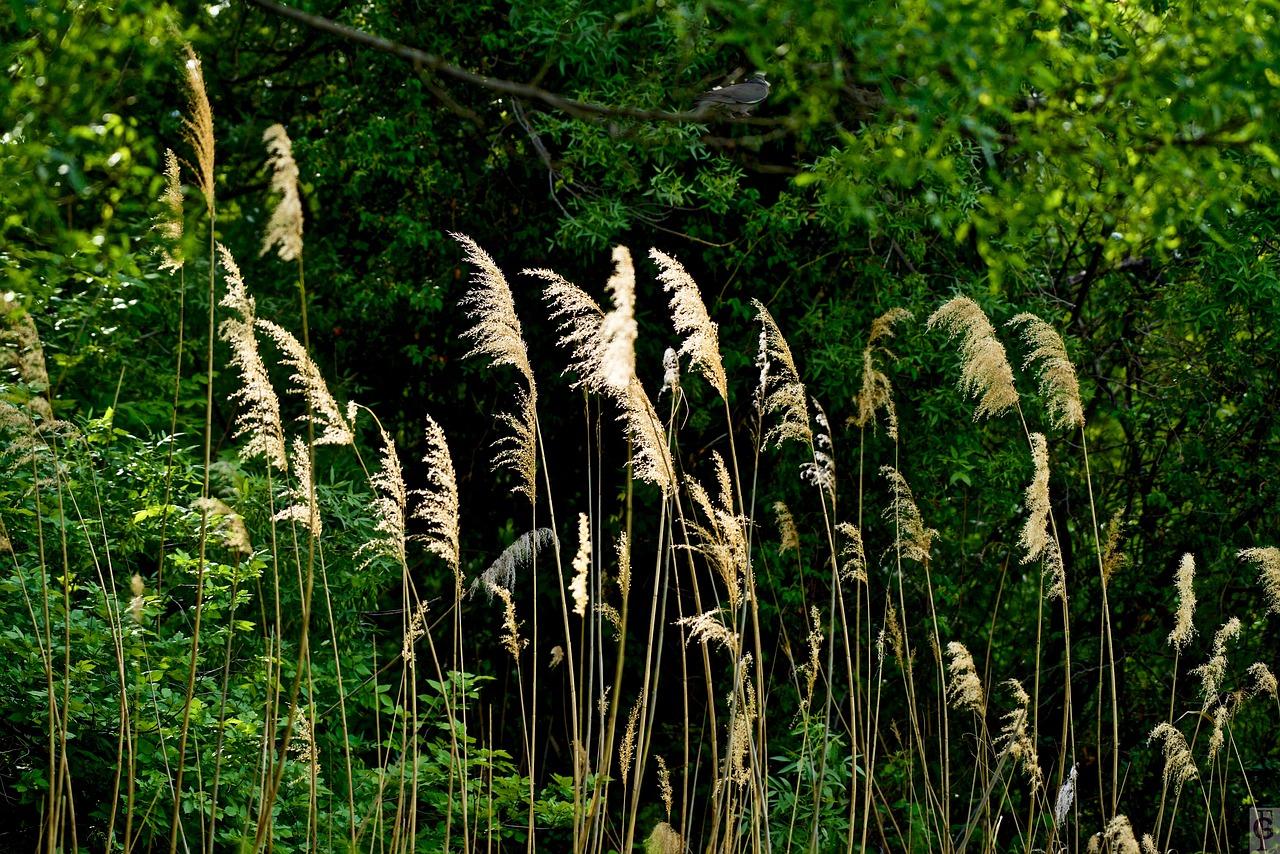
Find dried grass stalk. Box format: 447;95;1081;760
1147;722;1198;795
945;641;985;713
836;522;866;582
257;318;353;446
852;308;911;439
275;436;320;537
154;149;184;272
180;43;215;214
683;452;748;609
881;466;936;564
999;680;1043;791
358;425;407;569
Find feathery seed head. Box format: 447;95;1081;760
800;398;836;499
261;124;304;262
1053;764;1076;825
774;502;799;554
180;43;215;213
470;528;554;602
999;680;1043;791
598;245;637;393
218;247;286;470
836;522;867;582
358;424;407;569
652;248;727;399
927;296;1018;420
1019;432;1051;564
494;584;526;659
401;599;429;665
154;149;184;272
661;347;680;396
1168;553;1197;650
410;415;462;589
1101;510;1128;585
1248;662;1277;699
1105;816;1142;854
656;755;674;819
1192;616;1241;702
616;531;632;597
882;466;936;564
754;299;811;447
1043;539;1068;603
853;309;911;439
677;608;739;651
1009;312;1084;429
945;641;985;713
274;436;320;537
645;822;684;854
1238;547;1280;615
570;512;591;617
257;318;353;446
620;698;641;782
1147;722;1198;795
622;377;675;494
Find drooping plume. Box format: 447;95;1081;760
456;233;538;499
218;245;287;471
927;296;1018;420
1238;546;1280;615
852;308;912;439
275;436;320;537
358;424;407;569
882;466;936;564
683;452;749;610
257;319;353;447
1009;312;1084;430
260;124;304;262
945;641;985;713
652;248;728;399
754;299;811;447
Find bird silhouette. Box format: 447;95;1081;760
694;71;770;115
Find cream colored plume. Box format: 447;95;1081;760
651;248;727;399
275;436;320;537
1019;432;1051;563
455;233;538;499
261;124;304;262
881;466;936;564
852;308;911;439
154;149;184;272
358;424;407;569
754;299;811;447
410;415;461;589
180;43;215;214
570;512;590;617
218;245;287;470
927;296;1018;420
257;318;353;446
1009;312;1084;430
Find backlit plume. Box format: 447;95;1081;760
927;296;1018;420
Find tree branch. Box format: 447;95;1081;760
244;0;782;127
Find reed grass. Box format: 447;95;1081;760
3;43;1278;854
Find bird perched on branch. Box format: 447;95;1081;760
694;71;770;115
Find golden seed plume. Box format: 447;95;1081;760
410;415;462;590
753;300;811;447
1101;510;1128;585
257;318;353;446
218;245;287;470
456;233;538;499
570;512;591;617
1191;616;1241;702
1248;662;1278;698
998;679;1043;791
1141;835;1159;854
656;755;674;819
533;267;606;390
621;377;675;494
192;497;252;554
1147;722;1198;795
881;466;936;564
128;574;146;623
852;308;911;439
154;149;184;272
774;501;799;554
1009;312;1084;430
616;531;631;597
180;43;215;214
549;645;565;668
260;123;304;262
1168;553;1196;650
401;599;429;665
494;584;526;659
683;452;748;610
836;522;867;582
1104;816;1142;854
798;606;823;712
620;698;641;782
651;248;728;399
1238;547;1280;615
927;296;1018;420
596;602;622;639
358;425;407;569
677;608;738;651
883;600;905;667
275;436;321;537
945;641;985;713
726;655;757;787
1019;432;1051;563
